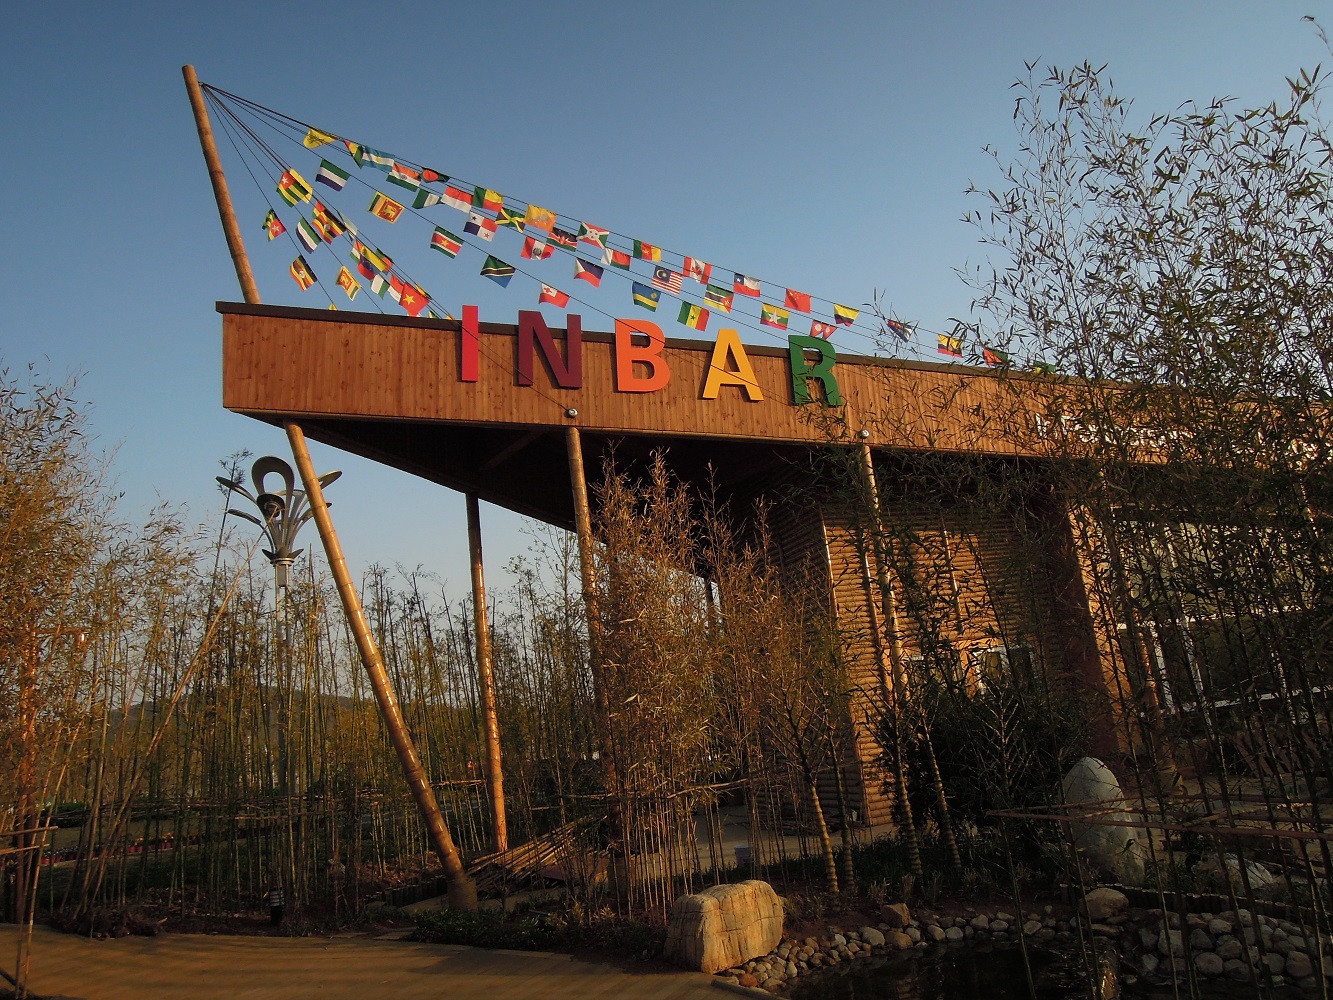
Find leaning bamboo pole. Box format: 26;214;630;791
466;494;508;853
182;64;475;909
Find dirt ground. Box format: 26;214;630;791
0;924;718;1000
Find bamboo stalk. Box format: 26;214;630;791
467;494;508;853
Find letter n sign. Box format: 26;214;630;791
788;336;842;405
518;310;583;388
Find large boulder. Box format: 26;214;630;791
1061;757;1151;885
663;880;784;974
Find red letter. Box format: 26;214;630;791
460;304;479;383
518;310;583;388
614;319;671;393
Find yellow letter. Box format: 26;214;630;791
702;329;764;401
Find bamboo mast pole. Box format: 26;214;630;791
466;493;508;853
182;65;476;908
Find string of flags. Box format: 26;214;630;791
227;94;1042;372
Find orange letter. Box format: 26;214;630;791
702;328;764;401
614;319;671;393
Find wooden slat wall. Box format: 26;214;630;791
221;305;1050;457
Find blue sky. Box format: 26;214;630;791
2;1;1325;599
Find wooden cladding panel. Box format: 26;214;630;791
221;305;1045;455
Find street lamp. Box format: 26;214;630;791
217;456;341;612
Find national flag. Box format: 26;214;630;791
262;210;285;240
277;169;313;205
574;258;603;286
539;284;570;307
524;204;557;231
361;148;395;171
651;266;683;294
421;167;448;184
481;255;515;287
1032;360;1056;375
313;201;348;241
441;185;472;211
522;236;553;260
760;303;790;330
550;227;578;249
315;159;350;191
303;128;336;149
430;227;462;258
603;248;631;269
704;284;734;313
392;275;430;316
833;303;860;326
810;320;836;339
632;282;661;311
464;212;497;241
472;187;504;212
390;163;422;184
353;240;391;273
336;266;360;301
678;302;709;331
296;218;320;252
982;346;1010;367
685;258;712;284
413;189;441;209
937;334;963;358
784;289;812;313
370;273;391;298
633;240;661;262
289;256;315;290
368;192;405;222
578;223;608;248
354;253;376;279
497;205;525;229
734;273;761;297
385;173;420;195
884;319;913;342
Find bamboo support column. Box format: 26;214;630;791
182;64;474;908
466;493;508;853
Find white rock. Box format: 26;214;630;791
1083;887;1129;922
663;880;784;974
859;926;885;947
1061;757;1151;885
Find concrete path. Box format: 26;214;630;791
1;925;720;1000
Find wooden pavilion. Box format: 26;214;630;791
220;301;1121;828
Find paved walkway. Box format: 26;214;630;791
1;925;720;1000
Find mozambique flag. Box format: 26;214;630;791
497;205;525;229
262;210;285;240
631;282;661;311
1032;360;1056;375
759;303;790;330
833;303;859;326
937;334;963;358
678;302;709;332
430;227;462;258
277;169;313;205
703;284;734;313
480;255;515;287
336;266;360;301
289;256;316;290
368;192;405;223
982;346;1010;367
633;240;661;262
